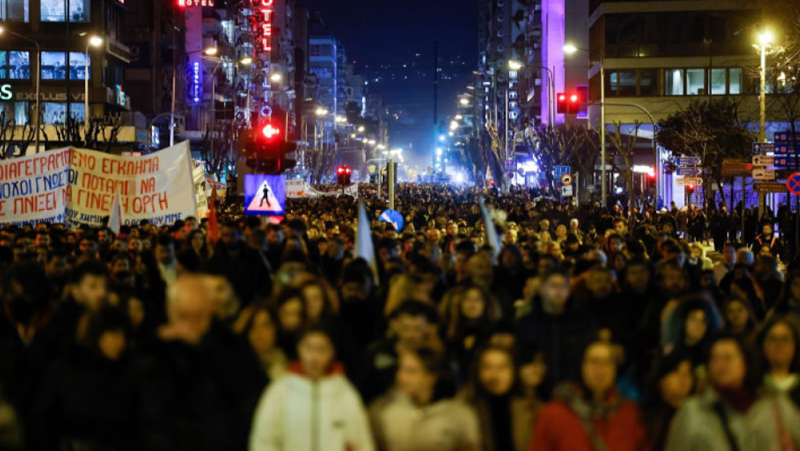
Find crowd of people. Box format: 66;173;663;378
0;183;799;451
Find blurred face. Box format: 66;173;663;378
98;330;126;361
45;256;67;280
278;298;304;332
79;239;97;255
168;286;213;345
71;275;108;311
127;297;145;329
659;361;694;408
725;301;749;333
154;244;174;265
582;343;617;397
791;277;800;301
684;309;707;346
722;246;735;265
461;289;486;319
625;264;649;293
614;222;627;236
394;314;429;348
708;340;746;389
112;258;131;275
184;219;198;235
587;271;614;299
519;354;547;391
248;310;277;356
298;332;334;379
661;267;687;294
396;351;437;401
540;274;570;313
478;349;515;396
191;232;204;250
763;322;796;373
302;285;326;321
763;225;773;236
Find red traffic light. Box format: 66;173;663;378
558;94;566;102
569;94;579;102
337;166;345;174
345;167;352;174
262;124;281;139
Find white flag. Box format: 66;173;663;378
354;201;379;286
108;190;122;235
479;196;501;259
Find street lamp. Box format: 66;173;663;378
269;72;283;83
508;60;524;71
0;26;40;151
459;97;470;106
565;42;607;205
755;29;775;142
84;36;103;130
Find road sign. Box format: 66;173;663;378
788;173;800;195
677;157;701;166
775;144;797;155
753;169;776;180
676;167;702;176
677;177;703;186
774;157;792;168
775;132;800;142
753;142;775;153
753;155;774;166
561;185;573;197
554;166;571;176
721;158;753;177
754;182;788;194
561;174;573;186
379;209;405;232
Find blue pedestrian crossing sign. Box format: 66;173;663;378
244;175;286;216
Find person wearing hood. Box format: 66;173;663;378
530;340;646;451
250;325;374;451
370;345;480;451
516;270;597;396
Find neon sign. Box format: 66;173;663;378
178;0;215;7
189;61;202;105
259;0;274;52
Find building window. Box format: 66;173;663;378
40;52;88;80
710;68;726;95
0;51;7;78
729;68;742;94
42;102;84;124
0;0;29;22
639;69;657;96
665;69;684;95
40;0;88;22
686;68;705;95
8;51;29;79
14;101;28;124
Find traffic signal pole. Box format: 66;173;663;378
388;158;396;210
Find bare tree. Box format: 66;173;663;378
0;106;42;159
484;122;508;191
526;122;589;196
606;121;641;211
568;126;601;201
304;145;336;185
54;114;124;152
200;123;237;182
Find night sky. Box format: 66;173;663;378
303;0;478;168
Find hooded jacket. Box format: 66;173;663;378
249;363;374;451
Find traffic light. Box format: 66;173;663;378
556;93;567;114
336;165;352;185
568;93;580;114
240;123;297;175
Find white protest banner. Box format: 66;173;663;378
66;142;197;228
286;179;310;198
0;147;70;226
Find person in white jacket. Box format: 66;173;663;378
249;326;375;451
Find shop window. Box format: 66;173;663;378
0;0;29;22
665;69;684;95
41;52;66;80
40;0;88;22
14;101;28;124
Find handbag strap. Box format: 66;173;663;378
577;416;612;451
712;402;741;451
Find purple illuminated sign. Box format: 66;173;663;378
188;61;202;105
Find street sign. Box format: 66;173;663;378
753;155;774;167
677;157;701;166
788;173;800;195
721;159;753;177
775;144;797;155
561;173;573;186
677;177;703;186
774;157;793;168
554;166;571;176
676;167;702;176
752;169;776;180
754;182;788;194
561;185;573;197
753;142;775;153
775;132;800;142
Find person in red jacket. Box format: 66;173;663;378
530;340;646;451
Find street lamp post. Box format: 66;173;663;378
756;29;774;142
84;36;103;131
0;27;40;152
565;43;606;205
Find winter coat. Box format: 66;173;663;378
529;384;646;451
370;388;481;451
250;363;374;451
665;387;798;451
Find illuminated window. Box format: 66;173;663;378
42;102;84;124
0;0;29;22
729;68;742;94
8;51;29;79
14;101;28;123
41;0;88;22
40;52;88;80
710;68;726;95
665;69;684;95
686;69;705;95
0;51;7;78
